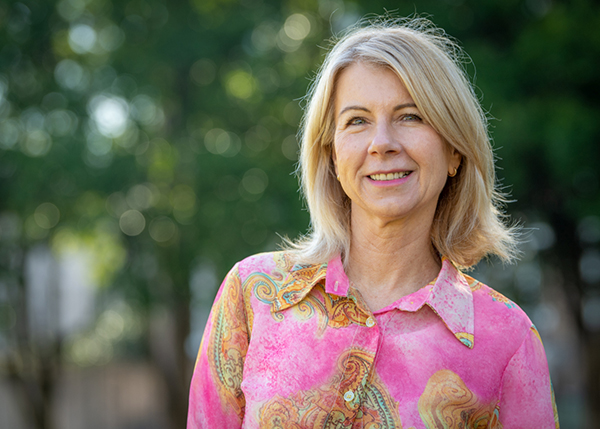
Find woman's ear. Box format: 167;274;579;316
449;146;462;172
331;143;339;176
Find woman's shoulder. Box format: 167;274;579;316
233;250;299;281
464;273;536;342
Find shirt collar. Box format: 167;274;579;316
272;255;475;349
270;260;329;312
413;258;475;349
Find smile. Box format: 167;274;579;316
369;172;411;181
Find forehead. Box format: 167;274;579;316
334;62;413;113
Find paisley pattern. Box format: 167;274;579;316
250;264;368;333
418;370;502;429
305;286;370;332
454;332;474;348
252;254;325;311
488;290;516;309
251;271;288;322
188;252;559;429
259;349;403;428
530;324;543;345
207;270;248;418
552;383;560;429
466;277;481;292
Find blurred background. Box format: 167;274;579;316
0;0;598;427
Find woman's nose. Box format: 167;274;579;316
369;122;400;155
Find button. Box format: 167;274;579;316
343;390;355;402
366;317;376;328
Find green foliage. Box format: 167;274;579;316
0;0;597;325
0;0;599;426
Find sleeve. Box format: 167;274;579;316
187;264;249;428
498;325;559;428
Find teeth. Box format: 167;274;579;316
370;172;410;181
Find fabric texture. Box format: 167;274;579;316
187;251;559;428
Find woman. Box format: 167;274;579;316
187;18;559;428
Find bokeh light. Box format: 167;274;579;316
88;94;130;138
68;23;97;54
281;134;298;160
98;23;125;52
54;59;90;92
119;210;146;236
0;119;21;149
579;249;600;284
126;183;158;211
149;216;177;243
204;128;241;157
240;168;268;198
21;130;52;157
34;203;60;229
46;109;79;137
225;69;258;100
284;14;311;41
583;296;600;331
578;216;600;244
171;185;197;224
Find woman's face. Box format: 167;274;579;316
332;62;461;228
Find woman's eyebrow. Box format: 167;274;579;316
338;105;370;118
338;103;418;118
394;103;417;111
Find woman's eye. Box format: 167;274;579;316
348;117;366;126
401;113;422;122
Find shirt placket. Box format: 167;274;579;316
335;296;382;427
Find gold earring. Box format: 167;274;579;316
448;167;458;177
336;175;340;181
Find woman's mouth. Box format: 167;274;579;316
369;171;412;181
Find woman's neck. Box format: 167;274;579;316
346;211;441;312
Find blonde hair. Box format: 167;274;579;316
287;18;519;269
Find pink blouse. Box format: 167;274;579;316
187;252;559;428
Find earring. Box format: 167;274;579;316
448;167;458;177
336;175;340;181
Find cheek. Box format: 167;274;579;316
332;136;356;173
421;137;451;167
336;150;361;175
